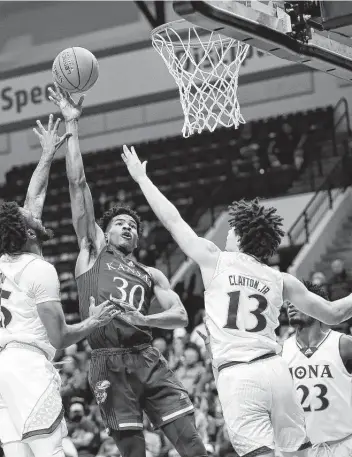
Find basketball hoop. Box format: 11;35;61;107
151;19;249;138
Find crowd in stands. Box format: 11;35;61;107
0;106;334;315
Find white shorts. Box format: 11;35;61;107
217;355;308;457
309;434;352;457
0;344;66;445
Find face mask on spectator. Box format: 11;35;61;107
69;403;84;422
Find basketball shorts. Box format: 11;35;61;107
217;354;309;457
0;343;66;446
89;344;194;431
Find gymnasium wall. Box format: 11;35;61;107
0;2;351;183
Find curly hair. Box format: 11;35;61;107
98;204;141;235
228;198;284;260
0;201;28;255
302;279;329;301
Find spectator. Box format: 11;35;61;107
331;259;349;282
174;343;205;395
111;189;133;209
152;337;168;358
168;336;185;371
329;259;352;300
196;362;216;398
311;271;329;296
67;399;101;457
268;122;300;165
237;123;260;160
60;356;91;410
293;148;305;171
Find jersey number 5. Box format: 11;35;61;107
0;289;12;328
224;291;268;332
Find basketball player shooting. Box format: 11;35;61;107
48;84;209;457
0;115;118;457
122;144;352;457
283;280;352;457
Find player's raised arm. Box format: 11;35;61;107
24;114;70;220
122;145;220;267
48;84;104;253
283;272;352;325
146;267;189;328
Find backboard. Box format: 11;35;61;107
174;1;352;82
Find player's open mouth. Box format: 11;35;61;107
122;232;132;240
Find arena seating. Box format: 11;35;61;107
1;106;334;311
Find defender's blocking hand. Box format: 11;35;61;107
33;114;71;158
89;297;120;327
122;145;148;183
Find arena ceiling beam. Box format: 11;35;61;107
135;1;166;28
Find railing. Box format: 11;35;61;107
287;140;352;246
287;97;351;247
332;97;351;149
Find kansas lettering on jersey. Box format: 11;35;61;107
0;254;56;360
204;251;283;367
77;246;154;349
282;331;352;444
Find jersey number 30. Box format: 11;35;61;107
224;291;268;332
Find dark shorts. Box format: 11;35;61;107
89;344;194;431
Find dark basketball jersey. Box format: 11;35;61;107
76;246;153;348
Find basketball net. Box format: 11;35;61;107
152;19;249;138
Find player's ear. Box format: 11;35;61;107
27;228;37;240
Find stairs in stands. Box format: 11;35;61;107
287;140;343;195
314;215;352;277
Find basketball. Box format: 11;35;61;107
52;47;99;93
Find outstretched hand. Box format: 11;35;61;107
122;145;148;183
48;83;85;122
89;297;120;327
33;114;71;158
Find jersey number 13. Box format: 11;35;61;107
224;291;268;332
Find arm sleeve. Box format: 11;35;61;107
21;259;61;304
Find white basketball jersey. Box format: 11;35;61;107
204;251;283;367
0;253;55;360
282;331;352;444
